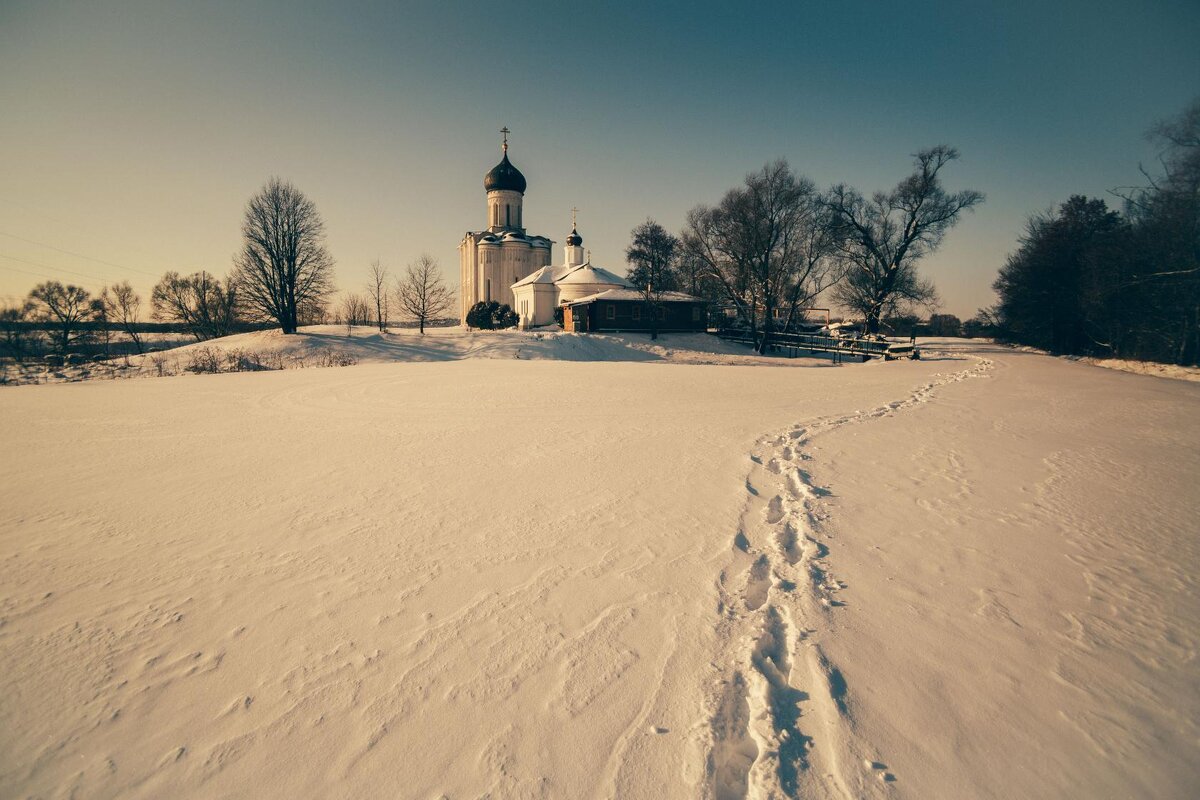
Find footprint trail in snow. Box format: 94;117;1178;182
703;356;992;799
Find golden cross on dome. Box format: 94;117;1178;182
571;206;578;228
500;126;510;153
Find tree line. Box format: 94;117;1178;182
988;98;1199;365
1;177;456;361
622;147;983;351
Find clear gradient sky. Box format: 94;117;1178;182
2;0;1198;319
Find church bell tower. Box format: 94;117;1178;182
458;128;553;321
484;127;526;232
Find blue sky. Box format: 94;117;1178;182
1;0;1197;318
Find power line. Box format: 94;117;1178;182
0;262;105;292
0;253;113;286
0;231;161;278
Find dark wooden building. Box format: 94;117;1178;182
563;289;707;333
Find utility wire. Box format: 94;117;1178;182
0;231;161;278
0;253;113;286
0;262;106;292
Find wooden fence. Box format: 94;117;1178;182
715;330;920;362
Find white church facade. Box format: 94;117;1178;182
458;129;552;320
511;221;633;329
459;130;632;327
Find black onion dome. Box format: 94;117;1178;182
483;153;527;194
565;227;582;246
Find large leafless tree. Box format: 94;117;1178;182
682;161;841;352
396;254;453;334
824;146;983;333
234;177;335;334
151;271;240;341
29;281;92;353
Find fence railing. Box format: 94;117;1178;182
715;330;919;361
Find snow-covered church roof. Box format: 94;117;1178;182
554;263;632;287
565;288;703;305
511;262;633;290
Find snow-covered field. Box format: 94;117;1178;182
1;334;1196;798
1;326;838;385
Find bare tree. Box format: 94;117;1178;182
396;254;454;334
682;161;834;352
29;281;92;354
625;219;679;341
101;281;145;354
337;293;373;335
0;298;37;361
234;177;335;334
151;271;240;341
366;260;389;332
90;295;112;357
824;146;983;334
779;197;845;333
297;296;330;326
1118;98;1200;363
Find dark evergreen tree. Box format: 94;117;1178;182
992;197;1129;355
465;301;518;330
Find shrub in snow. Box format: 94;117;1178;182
147;354;172;377
223;349;271;372
315;349;357;367
186;347;223;374
466;301;518;330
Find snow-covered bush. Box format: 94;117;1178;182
466;301;518;330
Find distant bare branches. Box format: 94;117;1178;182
396;254;453;334
824;146;983;333
367;260;389;331
997;98;1200;364
0;298;37;361
682;161;842;351
151;271;240;341
29;281;92;354
338;293;373;335
102;281;144;354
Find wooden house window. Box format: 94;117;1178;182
606;304;616;320
632;306;641;321
692;306;702;322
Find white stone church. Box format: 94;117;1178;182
458;131;632;328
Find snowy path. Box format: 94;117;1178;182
703;342;1199;799
1;342;1197;798
705;353;994;799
